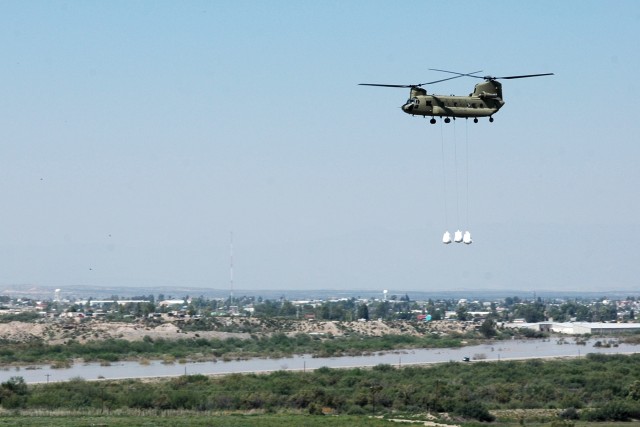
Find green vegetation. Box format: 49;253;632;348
3;353;640;423
0;333;464;365
0;311;41;323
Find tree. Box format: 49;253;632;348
547;305;564;322
575;305;590;321
490;302;499;318
138;302;154;317
504;296;521;307
479;318;497;338
513;302;546;323
0;377;28;409
254;299;279;317
372;301;391;320
357;304;369;321
279;300;297;317
455;305;468;321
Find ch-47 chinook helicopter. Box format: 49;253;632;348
360;69;553;123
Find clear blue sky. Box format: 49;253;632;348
1;1;639;292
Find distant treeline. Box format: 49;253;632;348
4;353;640;422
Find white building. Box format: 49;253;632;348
508;321;640;335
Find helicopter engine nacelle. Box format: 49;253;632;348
473;80;502;100
410;87;427;98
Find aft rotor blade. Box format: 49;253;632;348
493;73;554;79
430;69;554;80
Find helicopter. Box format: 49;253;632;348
359;69;553;123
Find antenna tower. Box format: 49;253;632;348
229;232;234;305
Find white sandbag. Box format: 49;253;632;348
454;229;463;243
442;231;452;244
463;231;472;245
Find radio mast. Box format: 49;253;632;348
229;231;234;305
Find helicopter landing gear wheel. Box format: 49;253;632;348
473;118;478;123
430;118;436;124
489;116;494;123
444;117;451;123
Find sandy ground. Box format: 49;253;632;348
0;318;471;344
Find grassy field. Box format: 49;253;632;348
0;413;396;426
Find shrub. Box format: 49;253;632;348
372;364;394;372
582;400;640;421
0;377;28;409
0;312;40;323
454;401;495;422
559;407;579;420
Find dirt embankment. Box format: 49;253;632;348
0;318;469;344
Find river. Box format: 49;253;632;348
3;338;637;384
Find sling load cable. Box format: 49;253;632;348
440;120;451;244
463;119;472;244
452;119;463;243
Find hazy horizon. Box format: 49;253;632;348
3;283;638;303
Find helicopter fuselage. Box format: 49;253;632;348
402;94;504;118
401;80;505;120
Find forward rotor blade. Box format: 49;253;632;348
429;69;483;77
421;74;472;85
359;68;482;88
358;83;414;88
358;69;488;88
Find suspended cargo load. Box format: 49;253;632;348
442;231;452;244
463;231;472;245
454;229;463;243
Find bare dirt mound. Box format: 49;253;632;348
0;318;466;344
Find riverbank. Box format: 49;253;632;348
4;338;638;384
